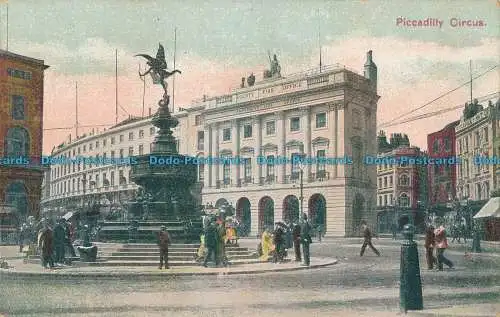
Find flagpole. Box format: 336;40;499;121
76;81;78;138
172;27;177;113
115;49;118;124
6;2;9;51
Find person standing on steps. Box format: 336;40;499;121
157;226;171;269
359;221;380;257
300;213;312;266
203;222;219;267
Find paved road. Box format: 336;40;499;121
1;238;499;316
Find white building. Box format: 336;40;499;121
42;51;379;237
455;99;500;201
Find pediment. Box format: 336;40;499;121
312;137;329;146
262;143;278;151
240;146;254;154
219;149;233;156
286;140;304;149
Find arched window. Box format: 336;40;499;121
5;181;29;218
5;127;30;156
399;174;409;186
399;193;410;207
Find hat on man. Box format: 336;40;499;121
160;225;166;231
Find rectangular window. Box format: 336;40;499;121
389;194;393;205
315;113;326;128
266;121;276;135
103;139;107;147
195;115;202;126
139;130;144;139
266;155;275;177
384;176;387;188
384;195;388;206
244;158;252;179
89;143;93;151
111;137;115;145
110;171;115;186
223;163;231;184
128;147;134;156
119;135;124;143
11;95;25;120
129;132;134;141
484;127;489;142
197;131;204;150
83;145;86;152
378;196;382;206
222;128;231;141
139;144;144;155
316;150;326;172
290;117;300;132
198;164;205;181
378;178;382;188
243;124;253;138
119;149;124;159
389;176;393;186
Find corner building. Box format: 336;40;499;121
0;50;49;240
195;51;379;237
42;51;379;238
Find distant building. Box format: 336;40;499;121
0;50;49;243
376;132;427;233
427;120;460;209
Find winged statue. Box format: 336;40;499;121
136;43;181;94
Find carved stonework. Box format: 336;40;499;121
240;146;254;154
286;140;304;149
328;102;344;111
312;137;329;146
262;143;278;152
219;149;233;156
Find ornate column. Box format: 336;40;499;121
204;124;212;187
253;116;262;184
277;111;286;183
212;123;220;187
232;119;240;186
329;103;338;178
303;107;312;181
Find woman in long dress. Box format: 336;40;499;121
259;228;274;261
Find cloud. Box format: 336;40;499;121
40;35;499;153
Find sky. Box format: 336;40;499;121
1;0;499;154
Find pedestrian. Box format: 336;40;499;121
317;224;323;242
434;223;454;270
38;220;54;269
273;223;285;263
292;222;301;262
53;218;66;264
203;222;218;267
157;225;170;269
216;220;227;266
65;221;76;257
18;224;25;253
424;224;437;270
359;221;380;256
391;223;398;239
300;213;312;266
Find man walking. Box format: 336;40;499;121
434;223;454;270
203;222;218;267
424;224;437;270
157;226;170;269
38;220;54;269
53;218;66;264
359;221;380;256
300;213;312;266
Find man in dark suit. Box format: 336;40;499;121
157;226;171;269
360;221;380;256
300;213;312;266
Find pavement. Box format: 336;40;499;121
1;239;499;317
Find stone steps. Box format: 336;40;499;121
112;251;252;256
83;258;263;267
105;254;257;261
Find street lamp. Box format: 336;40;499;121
297;160;306;217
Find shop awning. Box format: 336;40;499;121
473;197;500;219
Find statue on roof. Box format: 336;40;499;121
136;43;181;95
263;51;281;79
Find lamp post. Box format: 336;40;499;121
298;161;305;217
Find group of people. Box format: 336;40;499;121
27;218;77;269
259;213;313;266
201;218;229;267
425;222;454;271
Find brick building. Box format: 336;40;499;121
0;50;49;242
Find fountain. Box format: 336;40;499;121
98;44;202;242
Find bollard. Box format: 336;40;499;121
472;230;481;253
400;224;423;313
